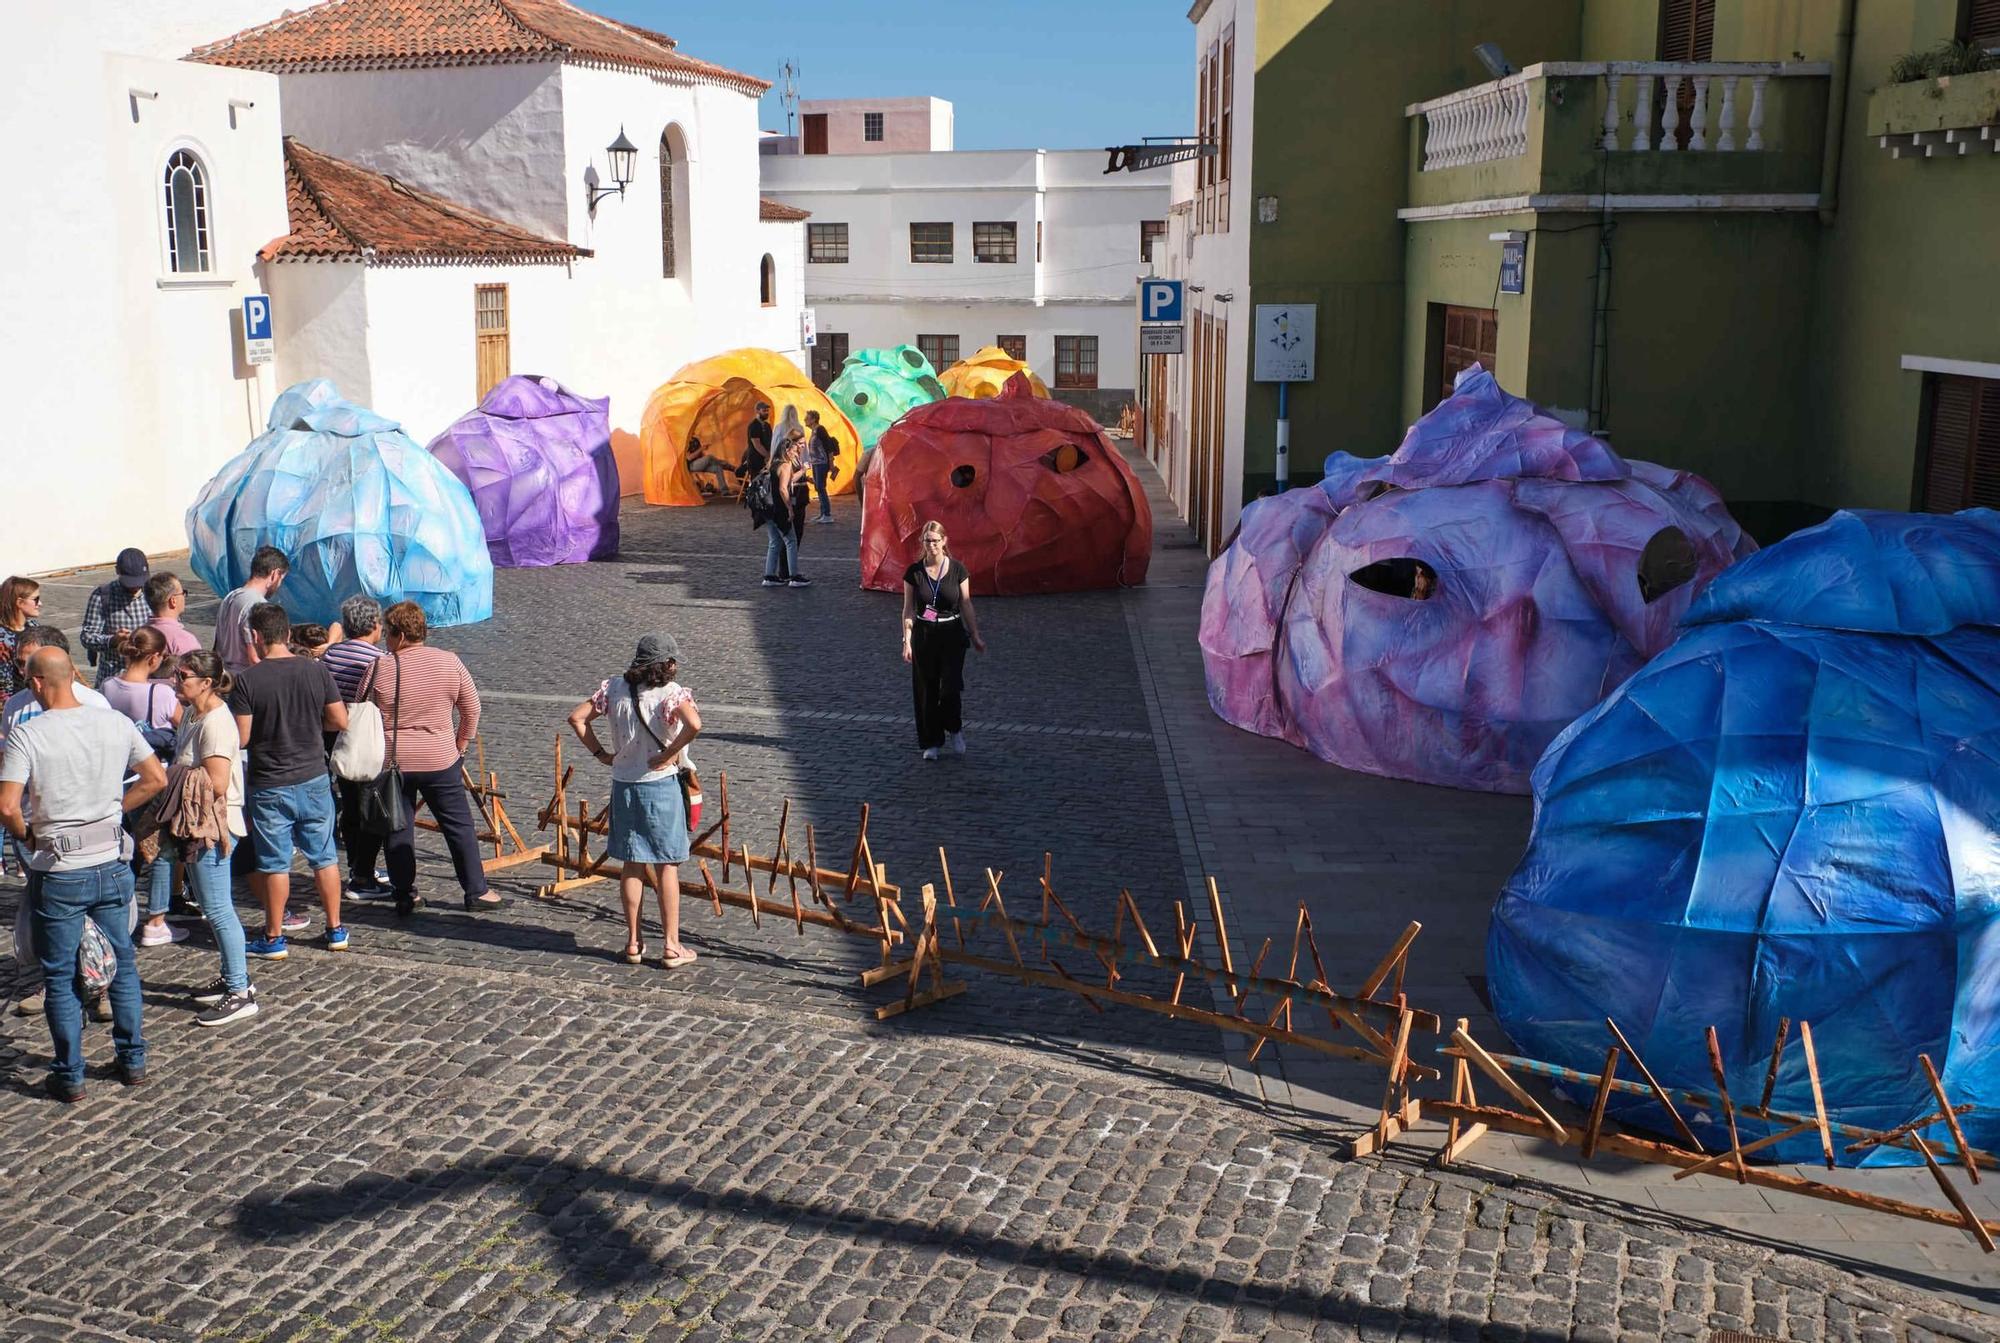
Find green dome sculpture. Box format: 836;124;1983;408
827;345;947;452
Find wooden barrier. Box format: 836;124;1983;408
1390;1016;1999;1252
410;738;546;873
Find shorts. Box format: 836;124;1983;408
246;775;339;874
607;776;690;865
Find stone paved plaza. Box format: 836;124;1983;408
4;466;1998;1342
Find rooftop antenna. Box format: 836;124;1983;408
779;59;800;136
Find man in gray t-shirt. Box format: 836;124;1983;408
0;648;165;1101
215;545;290;675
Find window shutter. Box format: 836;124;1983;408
1974;381;2000;508
1968;0;2000;47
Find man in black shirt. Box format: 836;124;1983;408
229;603;350;960
737;402;773;480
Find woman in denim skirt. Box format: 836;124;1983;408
567;634;703;968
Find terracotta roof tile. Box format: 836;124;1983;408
759;197;811;222
261;138;589;264
191;0;769;94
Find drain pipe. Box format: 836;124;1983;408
1819;0;1859;225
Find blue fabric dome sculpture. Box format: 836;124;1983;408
187;379;494;628
1489;509;2000;1165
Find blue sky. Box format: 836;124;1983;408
597;1;1194;151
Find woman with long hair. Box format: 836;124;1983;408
105;626;186;946
901;520;987;760
170;651;258;1026
566;634;703;968
761;407;812;588
0;576;43;696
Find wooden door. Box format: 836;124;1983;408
802;114;828;155
811;332;849;390
1657;0;1716;148
1438;305;1497;398
1207;311;1227;553
475;284;509;399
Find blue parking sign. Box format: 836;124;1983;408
242;294;275;365
1139;279;1183;324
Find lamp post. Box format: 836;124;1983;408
587;127;638;213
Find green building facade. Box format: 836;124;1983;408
1229;0;2000;540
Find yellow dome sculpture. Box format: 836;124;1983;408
939;346;1051;400
639;348;863;506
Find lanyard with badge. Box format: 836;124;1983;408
920;560;951;623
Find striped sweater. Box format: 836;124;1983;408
358;644;481;774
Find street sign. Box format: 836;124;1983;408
1139;325;1184;355
242;294;274;366
1138;278;1183;324
1253;304;1316;382
1499;238;1526;294
800;307;817;348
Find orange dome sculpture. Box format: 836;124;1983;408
938;345;1051;400
861;373;1151;594
639;348;862;506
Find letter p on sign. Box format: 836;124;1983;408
1139;279;1183;324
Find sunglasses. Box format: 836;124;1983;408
174;670;208;682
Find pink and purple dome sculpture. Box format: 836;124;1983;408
1199;367;1756;793
427;375;620;568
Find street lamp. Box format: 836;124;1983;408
587;126;638;213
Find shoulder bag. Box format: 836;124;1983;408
350;655;408;837
629;682;701;829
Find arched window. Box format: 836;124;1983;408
163;150;211;274
759;253;776;307
659;130;676;278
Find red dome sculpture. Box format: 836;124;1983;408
860;374;1152;594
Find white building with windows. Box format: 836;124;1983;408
2;0;807;575
761;143;1170;420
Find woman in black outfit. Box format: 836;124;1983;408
900;520;986;760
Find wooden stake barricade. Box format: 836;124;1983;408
410;737;547;873
1384;1016;2000;1252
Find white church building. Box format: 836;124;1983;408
3;0;807;574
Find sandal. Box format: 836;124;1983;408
661;949;699;969
623;942;646;965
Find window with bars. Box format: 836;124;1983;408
973;221;1017;264
1921;373;2000;512
807;223;848;264
163;150;211;274
910;222;953;263
1055;335;1098;390
1140;219;1168;263
863;111;885;142
997;335;1027;361
917;334;960;370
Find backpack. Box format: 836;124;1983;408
742;469;781;526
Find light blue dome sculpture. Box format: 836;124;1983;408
1489;508;2000;1165
187;379;494;628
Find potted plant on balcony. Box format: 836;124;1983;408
1869;39;2000;143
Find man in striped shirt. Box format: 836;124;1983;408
323;596;386;703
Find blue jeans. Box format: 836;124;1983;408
181;841;248;992
247;775;339;873
133;847;174;919
764;519;799;580
30;860;144;1084
812;462;833;517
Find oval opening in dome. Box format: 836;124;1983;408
950;465;976;488
1042;444;1088;473
1348;558;1438;600
1638;526;1698;603
852;392;870;407
902;348;925;367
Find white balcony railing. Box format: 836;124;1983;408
1410;61;1832;172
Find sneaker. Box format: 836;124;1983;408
196;990;260;1028
44;1074;84;1104
191;978;233;1007
139;923;190;948
246;935;288;961
87;993;114;1023
947;731;967;756
324;925;350;952
346;884;393;902
921;747;940;761
761;577;784;587
280;911;310;932
788;576;813;588
116;1059;147;1087
14;991;43;1017
814;514;833;524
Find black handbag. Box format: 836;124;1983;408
350;654;407;838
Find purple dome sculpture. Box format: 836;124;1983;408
427;375;620;567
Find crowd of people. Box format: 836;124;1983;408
0;483;991;1101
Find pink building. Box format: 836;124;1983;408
765;97;953;156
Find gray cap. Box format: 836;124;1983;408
634;633;682;669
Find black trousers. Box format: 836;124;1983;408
347;763;490;898
910;622;968;750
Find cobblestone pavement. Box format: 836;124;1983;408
3;474;1995;1340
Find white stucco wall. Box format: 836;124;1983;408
274;64;572;241
2;5;287;575
810;303;1142;392
266;261;376;411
